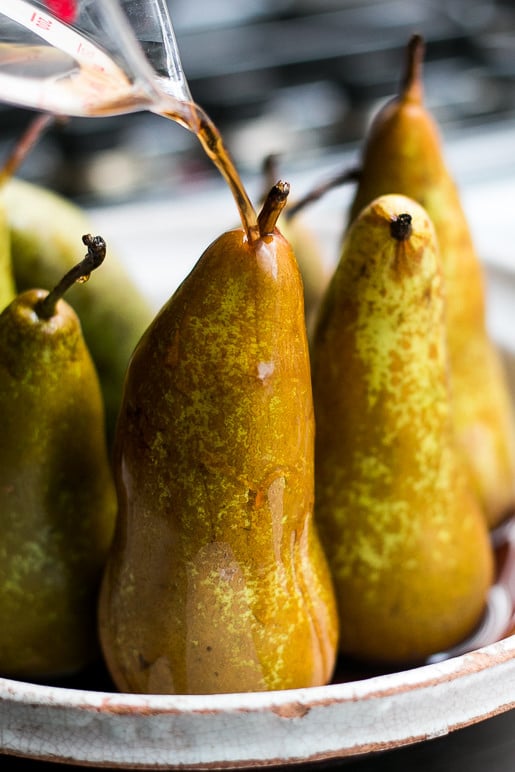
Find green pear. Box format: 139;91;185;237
3;177;153;446
0;236;116;679
312;194;494;664
278;213;331;338
0;194;16;311
346;34;515;527
99;183;338;694
259;156;358;339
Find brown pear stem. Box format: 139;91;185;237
261;154;281;199
285;165;361;220
390;213;413;241
401;34;425;103
36;234;107;320
0;113;56;187
257;181;290;236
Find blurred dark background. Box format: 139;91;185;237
2;0;515;205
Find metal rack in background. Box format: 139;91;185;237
2;0;515;203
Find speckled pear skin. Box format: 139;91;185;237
347;37;515;528
312;194;494;664
99;226;339;695
3;177;153;446
0;290;117;679
0;197;15;311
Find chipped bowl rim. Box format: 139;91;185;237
1;632;515;769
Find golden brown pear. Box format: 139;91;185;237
99;183;338;695
312;194;494;664
347;35;515;528
0;236;116;679
255;156;331;338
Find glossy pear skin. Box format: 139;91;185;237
3;178;153;445
347;40;515;527
312;195;494;664
279;215;330;338
0;291;116;678
99;227;338;694
0;197;15;311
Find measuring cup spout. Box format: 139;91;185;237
102;0;193;103
0;0;193;117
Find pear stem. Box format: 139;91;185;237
285;165;361;220
401;33;425;103
0;113;56;188
36;234;107;320
188;105;260;245
260;154;360;220
257;181;290;236
390;213;413;241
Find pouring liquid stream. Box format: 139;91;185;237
160;104;260;244
0;0;259;242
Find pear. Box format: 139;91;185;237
0;236;117;679
346;34;515;528
3;177;153;446
259;156;332;337
312;194;494;664
0;196;15;311
99;183;338;695
278;213;330;337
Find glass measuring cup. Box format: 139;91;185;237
0;0;260;240
0;0;194;120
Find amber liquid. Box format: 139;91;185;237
0;39;259;241
159;101;260;245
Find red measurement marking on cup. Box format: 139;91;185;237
45;0;77;23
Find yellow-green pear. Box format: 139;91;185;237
3;177;153;446
259;156;357;338
312;194;494;664
99;183;338;694
0;236;116;679
346;34;515;527
0;195;15;310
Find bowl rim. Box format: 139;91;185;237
2;632;515;769
2;632;515;712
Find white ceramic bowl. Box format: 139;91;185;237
2;633;515;769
